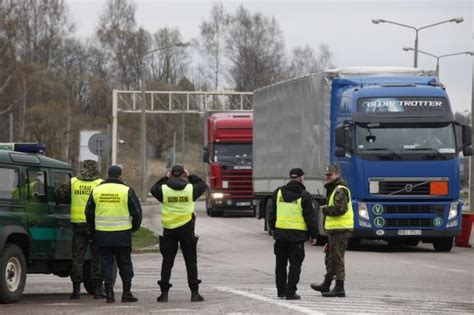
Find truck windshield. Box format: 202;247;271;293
355;123;456;159
213;143;252;163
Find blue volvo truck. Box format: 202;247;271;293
253;67;472;252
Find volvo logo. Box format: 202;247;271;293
404;184;413;192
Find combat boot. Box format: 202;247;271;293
285;293;301;300
310;276;333;294
157;281;171;302
94;281;106;299
122;281;138;303
70;281;81;299
105;283;115;303
157;292;168;302
322;280;345;297
191;291;204;302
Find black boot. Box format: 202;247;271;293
94;281;106;299
310;276;333;293
322;280;345;297
157;281;171;303
191;291;204;302
157;292;168;303
122;281;138;303
70;281;81;299
285;293;301;300
105;283;115;303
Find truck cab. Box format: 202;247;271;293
331;71;472;251
203;112;254;216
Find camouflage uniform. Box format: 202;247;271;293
58;160;103;286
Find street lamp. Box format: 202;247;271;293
402;47;473;76
372;17;464;67
140;41;190;202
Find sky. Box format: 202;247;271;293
66;0;472;114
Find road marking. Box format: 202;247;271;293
150;309;195;313
45;303;81;306
447;268;466;273
214;286;325;315
422;264;438;268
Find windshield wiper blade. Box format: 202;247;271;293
403;147;446;160
362;148;402;160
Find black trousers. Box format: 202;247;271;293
159;228;200;292
274;240;305;295
99;246;134;285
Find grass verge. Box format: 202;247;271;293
132;227;160;253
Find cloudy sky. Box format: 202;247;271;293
67;0;472;114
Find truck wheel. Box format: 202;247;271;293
265;198;274;236
210;208;223;217
347;238;361;250
433;237;453;252
0;244;26;304
83;258;117;295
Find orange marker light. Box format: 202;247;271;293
430;181;448;195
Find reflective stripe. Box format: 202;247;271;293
93;183;131;231
275;189;308;231
162;184;194;229
324;185;354;230
71;178;103;223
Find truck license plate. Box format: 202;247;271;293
236;202;251;206
397;230;422;236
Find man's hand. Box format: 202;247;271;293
166;171;171;178
184;169;190;177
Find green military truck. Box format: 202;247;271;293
0;143;95;303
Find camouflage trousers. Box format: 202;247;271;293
324;230;351;281
70;223;102;283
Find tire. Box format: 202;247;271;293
347;238;361;251
209;208;223;217
433;237;453;252
83;258;117;295
0;244;27;304
265;198;274;236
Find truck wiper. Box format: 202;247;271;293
403;147;446;160
362;148;402;160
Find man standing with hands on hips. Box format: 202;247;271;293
150;165;207;303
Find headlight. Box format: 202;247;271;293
222;181;229;189
448;202;458;220
211;192;224;199
358;202;369;220
446;219;458;228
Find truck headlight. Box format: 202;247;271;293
446;219;458;228
448;202;458;220
211;192;224;199
358;202;369;220
222;181;229;189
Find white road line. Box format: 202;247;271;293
214;286;325;315
446;268;466;273
422;264;438;268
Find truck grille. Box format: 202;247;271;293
385;205;442;214
385;218;432;228
221;169;253;199
379;181;429;195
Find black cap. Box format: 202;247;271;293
289;168;304;179
170;165;185;177
325;165;340;175
108;165;122;178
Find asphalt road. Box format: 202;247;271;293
4;200;474;314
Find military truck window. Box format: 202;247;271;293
27;170;47;202
0;168;19;200
53;172;71;205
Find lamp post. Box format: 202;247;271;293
402;47;473;77
139;42;190;202
372;17;464;68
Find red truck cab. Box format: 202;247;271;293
203;112;254;216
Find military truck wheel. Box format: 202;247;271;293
83;259;117;295
0;244;26;304
433;237;453;252
265;198;274;236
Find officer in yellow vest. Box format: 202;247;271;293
85;165;142;303
57;160;104;299
268;168;318;300
311;165;353;298
150;165;207;303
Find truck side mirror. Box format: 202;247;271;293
202;146;209;163
335;126;345;147
335;147;346;157
462;125;472;146
463;146;472;156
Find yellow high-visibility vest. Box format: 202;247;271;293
161;184;194;229
324;185;354;230
93;183;131;231
275;189;308;231
71;177;103;223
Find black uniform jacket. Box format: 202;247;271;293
268;180;318;242
150;174;207;232
85;178;142;248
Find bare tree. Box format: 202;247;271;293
288;43;335;77
199;1;229;89
225;5;287;92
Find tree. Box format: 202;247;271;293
225;5;287;92
199;1;229;89
288;43;335;78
